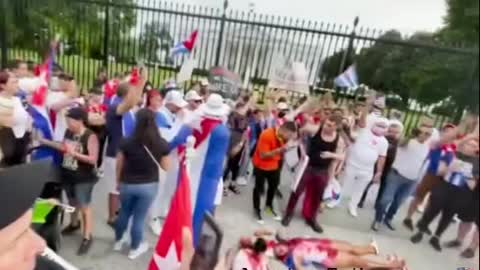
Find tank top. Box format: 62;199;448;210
308;125;339;171
61;129;97;183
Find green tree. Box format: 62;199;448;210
139;21;173;63
7;0;136;58
443;0;479;46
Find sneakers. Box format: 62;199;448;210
348;205;358;218
149;217;162;236
370;239;380;255
228;184;241;195
403;218;414;231
429;236;442;252
266;206;282;221
77;238;93;255
306;219;323;233
281;215;292;227
237;176;248;186
411;232;423;243
445;239;462;248
383;220;396;231
113;233;129;252
128;242;150;260
255;210;264;225
371;221;381;232
460;248;476;259
62;223;81;235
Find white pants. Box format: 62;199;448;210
341;164;374;209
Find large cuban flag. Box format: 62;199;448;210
167;117;230;245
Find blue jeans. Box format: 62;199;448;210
375;170;417;222
115;182;158;249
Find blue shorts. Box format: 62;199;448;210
64;182;96;208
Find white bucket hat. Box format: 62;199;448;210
200;93;230;118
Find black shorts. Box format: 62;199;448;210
458;193;479;226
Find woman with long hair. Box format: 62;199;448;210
114;108;171;259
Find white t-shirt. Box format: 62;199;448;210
347;127;388;172
393;139;431;181
12;97;31;138
366;111;383;129
46;91;68;141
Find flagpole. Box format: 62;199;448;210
185;135;196;176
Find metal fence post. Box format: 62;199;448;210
215;0;228;67
338;16;359;75
0;0;8;69
103;0;110;71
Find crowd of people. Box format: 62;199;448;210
0;57;479;270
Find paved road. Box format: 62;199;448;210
58;177;479;270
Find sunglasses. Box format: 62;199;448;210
419;131;432;137
194;100;203;104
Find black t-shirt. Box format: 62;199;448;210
119;137;169;184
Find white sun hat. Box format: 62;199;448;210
200;93;230;118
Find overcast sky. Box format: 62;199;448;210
178;0;447;34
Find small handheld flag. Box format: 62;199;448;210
334;64;359;88
171;30;199;57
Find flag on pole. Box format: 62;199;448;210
170;30;199;57
334;64;359;88
149;159;193;270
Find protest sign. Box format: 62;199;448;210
268;54;310;95
208;66;242;100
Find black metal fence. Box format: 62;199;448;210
1;0;478;131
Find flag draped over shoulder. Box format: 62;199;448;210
149;160;193;270
334;64;359;88
167;117;230;245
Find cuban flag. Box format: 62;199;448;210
334;64;359;88
103;79;120;106
149;159;193;270
167;117;230;245
28;65;58;162
170;30;199;57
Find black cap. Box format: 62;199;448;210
66;107;88;123
0;160;57;230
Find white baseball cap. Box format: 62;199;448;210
164;90;188;108
277;102;289;111
185;90;203;101
200;79;209;86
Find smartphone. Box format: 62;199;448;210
190;213;223;270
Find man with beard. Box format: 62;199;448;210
358;120;404;208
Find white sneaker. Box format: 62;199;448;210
113;233;129;251
149;218;162;236
237;177;248;186
348;205;358;217
128;242;149;260
370;238;380;255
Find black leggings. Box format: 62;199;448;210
223;148;243;183
417;180;471;237
253;167;280;211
